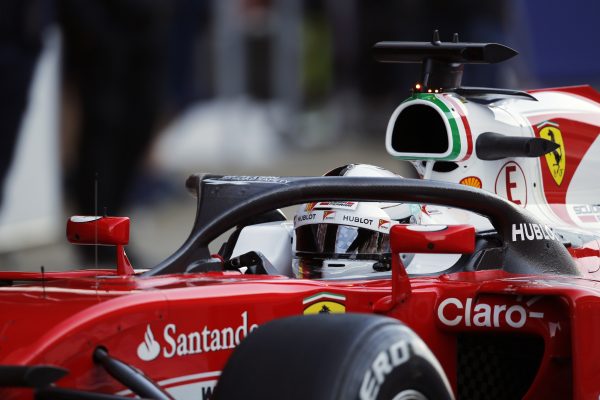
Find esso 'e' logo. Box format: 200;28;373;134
495;161;527;207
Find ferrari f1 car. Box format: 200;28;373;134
2;34;600;400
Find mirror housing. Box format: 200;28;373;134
374;224;475;313
67;216;129;246
390;224;476;254
67;216;133;275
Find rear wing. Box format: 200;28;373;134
145;174;577;277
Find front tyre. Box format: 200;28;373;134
214;314;453;400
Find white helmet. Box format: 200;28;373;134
292;164;420;279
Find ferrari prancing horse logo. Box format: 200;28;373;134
538;123;566;186
303;292;346;315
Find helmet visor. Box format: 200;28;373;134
295;224;391;256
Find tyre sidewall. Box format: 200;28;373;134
335;323;453;400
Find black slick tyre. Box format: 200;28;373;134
213;313;454;400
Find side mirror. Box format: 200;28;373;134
66;216;133;275
390;224;476;254
67;216;129;246
374;224;475;313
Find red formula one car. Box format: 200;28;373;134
2;36;600;400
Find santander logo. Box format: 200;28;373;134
136;312;258;362
137;325;161;361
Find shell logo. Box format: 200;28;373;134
459;176;482;189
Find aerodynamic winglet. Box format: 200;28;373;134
373;30;518;89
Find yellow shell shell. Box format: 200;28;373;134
459;176;482;188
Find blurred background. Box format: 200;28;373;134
1;0;599;270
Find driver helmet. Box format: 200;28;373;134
292;164;420;279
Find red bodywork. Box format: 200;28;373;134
1;255;599;399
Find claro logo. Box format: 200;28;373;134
137;312;258;362
437;297;544;329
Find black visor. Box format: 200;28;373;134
295;224;391;256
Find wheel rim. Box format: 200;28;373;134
391;389;428;400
